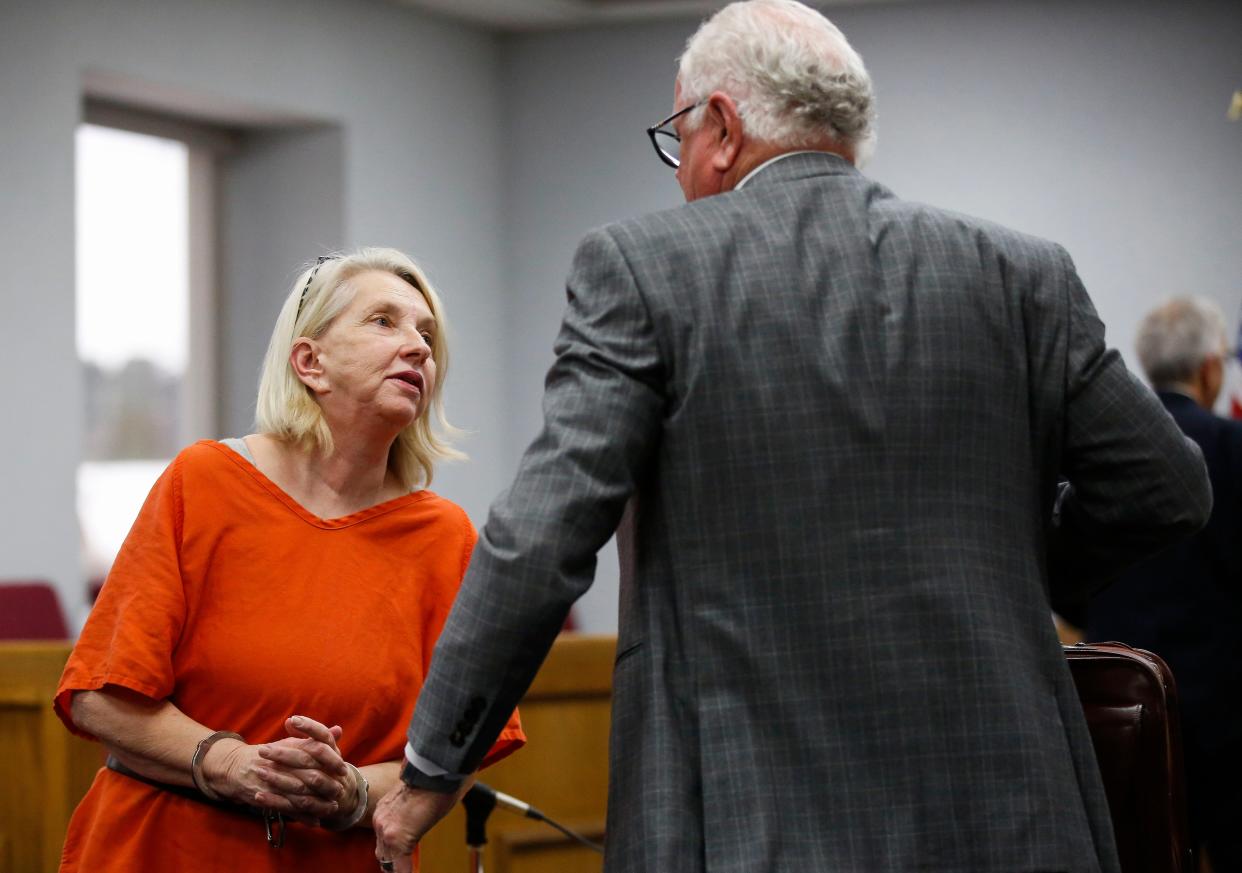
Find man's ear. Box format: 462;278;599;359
290;339;327;394
707;91;744;172
1198;353;1224;409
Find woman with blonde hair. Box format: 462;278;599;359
56;247;523;872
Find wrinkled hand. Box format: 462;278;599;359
203;715;353;824
373;782;462;873
258;716;358;822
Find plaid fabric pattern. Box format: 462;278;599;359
408;153;1210;873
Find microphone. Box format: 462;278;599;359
466;782;604;855
469;782;535;818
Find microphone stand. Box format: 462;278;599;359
460;782;604;872
460;783;496;873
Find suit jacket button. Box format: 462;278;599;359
450;730;466;747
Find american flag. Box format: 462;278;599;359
1230;308;1242;420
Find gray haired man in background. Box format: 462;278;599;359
375;2;1210;871
1089;297;1242;873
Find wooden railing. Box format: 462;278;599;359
0;642;101;873
0;634;614;873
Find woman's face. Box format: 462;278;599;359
303;268;438;432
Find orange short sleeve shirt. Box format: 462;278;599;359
55;441;524;872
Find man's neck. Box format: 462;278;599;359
724;143;853;193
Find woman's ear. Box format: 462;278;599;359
290;339;328;394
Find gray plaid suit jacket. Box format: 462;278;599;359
408;152;1211;872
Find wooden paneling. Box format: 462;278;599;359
419;633;614;873
0;642;101;873
492;823;609;873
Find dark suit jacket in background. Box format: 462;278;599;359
408;153;1210;873
1089;391;1242;863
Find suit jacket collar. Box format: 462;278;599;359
1156;390;1217;429
1157;390;1200;413
733;150;859;191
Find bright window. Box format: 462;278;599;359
76;124;190;582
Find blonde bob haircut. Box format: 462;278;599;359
255;246;464;490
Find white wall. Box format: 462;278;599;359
218;127;346;437
0;0;508;625
851;0;1242;363
497;0;1242;632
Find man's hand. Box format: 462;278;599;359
373;780;464;872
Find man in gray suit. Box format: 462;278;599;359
375;2;1210;871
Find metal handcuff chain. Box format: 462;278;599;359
191;730;287;848
265;810;286;848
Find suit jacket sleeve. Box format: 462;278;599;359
406;226;665;774
1048;247;1212;600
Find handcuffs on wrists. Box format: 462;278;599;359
190;730;244;800
321;762;370;831
190;728;369;847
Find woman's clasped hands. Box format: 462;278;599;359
202;715;360;826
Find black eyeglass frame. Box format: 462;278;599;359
645;99;708;169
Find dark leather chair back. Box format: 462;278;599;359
1066;642;1191;873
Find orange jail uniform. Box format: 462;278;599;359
55;440;524;872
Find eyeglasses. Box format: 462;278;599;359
296;255;335;321
645;100;707;169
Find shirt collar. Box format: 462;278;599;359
734;151;839;190
1157;387;1199;404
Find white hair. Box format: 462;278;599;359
255;246;463;490
678;0;877;165
1136;296;1229;389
